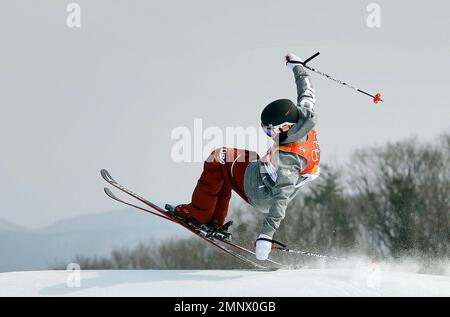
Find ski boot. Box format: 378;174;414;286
165;204;206;232
205;220;233;241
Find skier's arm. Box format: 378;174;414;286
286;53;316;119
260;152;302;238
294;65;316;116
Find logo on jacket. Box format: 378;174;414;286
218;148;227;165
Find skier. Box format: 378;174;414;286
169;53;320;261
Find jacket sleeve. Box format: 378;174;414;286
282;64;317;146
260;152;305;238
292;64;316;119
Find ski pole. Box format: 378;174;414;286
290;52;383;104
273;245;346;261
257;237;346;261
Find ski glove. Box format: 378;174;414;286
255;234;273;261
285;53;303;70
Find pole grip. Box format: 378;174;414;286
303;52;320;65
255;237;287;250
289;52;320;66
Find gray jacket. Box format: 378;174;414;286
244;64;317;238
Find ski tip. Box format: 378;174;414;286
100;169;114;182
103;187;117;199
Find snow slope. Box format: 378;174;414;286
1;269;449;297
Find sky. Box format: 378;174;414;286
0;1;449;228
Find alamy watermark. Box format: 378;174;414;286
170;119;274;163
366;258;381;289
66;3;81;28
366;3;381;28
66;263;81;288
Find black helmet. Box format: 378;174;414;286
261;99;298;127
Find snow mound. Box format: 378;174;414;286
1;269;449;297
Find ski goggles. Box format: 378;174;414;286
261;122;294;137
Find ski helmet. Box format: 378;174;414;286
261;99;298;137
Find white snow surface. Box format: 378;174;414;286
1;269;449;297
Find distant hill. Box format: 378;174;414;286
0;219;27;233
0;209;189;273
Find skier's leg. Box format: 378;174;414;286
228;149;258;201
209;149;259;227
207;182;232;227
184;148;231;224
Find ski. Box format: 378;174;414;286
104;188;272;270
100;169;283;270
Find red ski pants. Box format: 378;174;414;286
186;148;259;227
